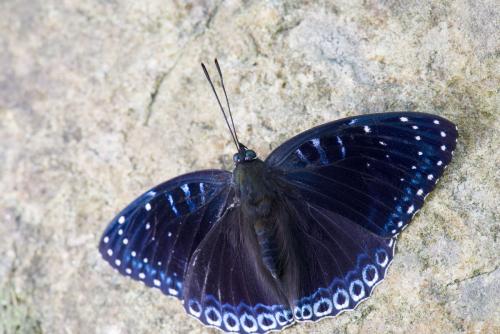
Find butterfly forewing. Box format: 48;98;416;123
98;170;232;299
267;112;458;237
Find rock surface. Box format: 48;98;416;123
0;0;498;333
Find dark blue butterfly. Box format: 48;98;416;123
99;60;457;333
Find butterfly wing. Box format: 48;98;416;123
182;205;295;334
266;112;458;237
277;194;394;322
98;169;232;300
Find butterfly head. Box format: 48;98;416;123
233;145;257;164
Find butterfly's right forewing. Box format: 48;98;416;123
98;170;232;300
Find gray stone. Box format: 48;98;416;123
0;0;498;333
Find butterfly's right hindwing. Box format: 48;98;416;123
183;207;294;334
98;170;232;300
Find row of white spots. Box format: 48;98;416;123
187;259;386;332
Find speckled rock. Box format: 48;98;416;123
0;1;498;333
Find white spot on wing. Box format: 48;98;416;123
417;189;424;196
138;272;146;279
103;236;109;243
199;182;205;203
437;160;443;166
333;289;349;309
349;280;366;302
362;264;379;287
434;119;440;124
257;313;277;330
400;117;408;122
415;136;421;141
168;194;179;216
407;205;415;214
107;249;113;256
440;131;446;137
122;238;128;245
118;216;125;224
153;279;161;287
412;125;419;129
441;145;447;151
363;125;371;133
428;174;434;180
145;203;151;211
337;136;346;158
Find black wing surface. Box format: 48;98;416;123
266;112;458;237
98;170;232;300
182;205;295;334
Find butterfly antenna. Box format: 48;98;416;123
201;62;239;151
214;59;241;150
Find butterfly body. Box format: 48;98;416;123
99;111;457;333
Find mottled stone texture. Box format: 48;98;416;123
0;0;498;333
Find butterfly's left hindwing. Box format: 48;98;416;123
266;112;458;237
277;196;395;322
98;170;232;300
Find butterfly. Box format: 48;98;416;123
98;59;458;333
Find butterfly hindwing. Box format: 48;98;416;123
98;170;232;299
278;195;394;321
183;206;294;334
266;112;458;237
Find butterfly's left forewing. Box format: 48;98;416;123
98;170;232;300
267;112;458;237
